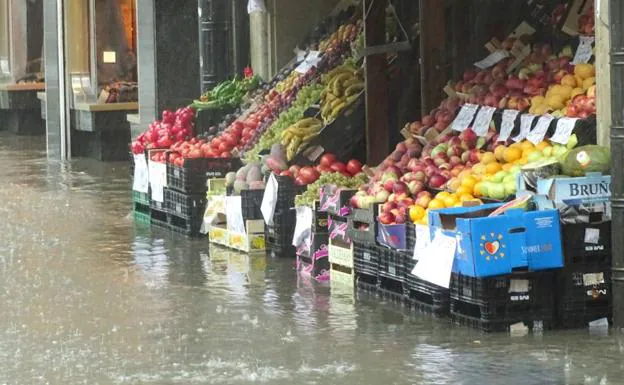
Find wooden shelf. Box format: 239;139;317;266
73;102;138;112
0;83;46;92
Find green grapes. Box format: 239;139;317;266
294;172;368;207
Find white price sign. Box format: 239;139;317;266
413;224;431;261
572;36;595;65
261;173;279;226
474;50;510;70
411;231;457;289
526;114;554;144
132;154;149;193
148;161;167;203
450;104;478;132
512;114;537;142
472;106;496;137
226;196;246;234
498;109;520;142
551;117;579;144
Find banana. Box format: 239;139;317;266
295;117;319;129
330;97;345;109
345;83;365;97
345;94;360;106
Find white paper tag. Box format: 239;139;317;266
132;154;149;193
413;224;431;260
526;114;554;144
295;51;322;74
551;117;579;144
584;228;600;245
572;36;595;65
411;231;456;288
472;106;496;137
292;206;313;247
261;174;279;226
450;104;478;132
148;161;167;203
225;196;246;234
583;273;605;286
474;50;510;70
294;61;313;74
0;59;9;74
499;109;520;142
509;279;529;293
512;114;537;142
247;0;267;13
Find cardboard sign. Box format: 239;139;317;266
132;154;149;193
411;231;457;288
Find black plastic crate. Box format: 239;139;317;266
167;157;242;193
377;245;406;283
351;204;379;225
167;212;204;237
561;220;612;266
555;264;612;329
163;188;207;219
347;216;376;245
149;197;166;212
312;201;328;232
319;186;357;216
450;272;556;332
353;242;378;280
150;207;169;229
405;222;416;253
265;232;297;258
241;189;265;221
404;258;450;317
450;302;553;333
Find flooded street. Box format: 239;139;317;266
0;133;623;385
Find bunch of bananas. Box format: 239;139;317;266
319;22;361;52
274;72;299;94
281;117;324;161
320;62;364;123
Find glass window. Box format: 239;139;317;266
1;0;43;84
0;0;9;83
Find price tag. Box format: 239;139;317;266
512;114;536;142
148;161;167;203
498;109;520;142
411;231;457;289
551;117;579;144
472;106;496;136
474;50;510;70
450;104;478;132
261;174;279;226
526;114;554;144
292;206;313;247
572;36;595;65
132;154;149;193
413;224;431;261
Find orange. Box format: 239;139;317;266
459;193;475;202
456;185;473;196
514;157;529;166
435;191;450;200
409;205;426;222
473;182;485;197
461;175;478;188
519;141;534;151
428;199;446;210
480;152;496;165
535;141;550;152
485;162;502;175
502;163;513;172
494;146;506;161
443;195;459;208
503;147;522;163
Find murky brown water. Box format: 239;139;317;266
0;132;623;385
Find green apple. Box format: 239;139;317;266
527;151;543;163
504;181;517;196
489;183;507;200
493;171;508;183
542;147;553;157
503;174;517;184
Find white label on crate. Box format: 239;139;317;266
499;109;520;141
512;114;536;142
584;228;600;245
389;266;396;276
176;204;182;214
551;117;579;144
413;224;431;260
363;252;371;261
148;161;167;203
411;231;456;289
261;174;279;226
450;104;478;132
472;106;496;137
572;36;595;65
292;206;313;247
509;279;529;294
526;114;554;144
474;50;510;70
132;154;149;193
225;196;245;234
174;168;180;178
583;273;605;286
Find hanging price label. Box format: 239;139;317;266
551;117;579;144
512;114;537;142
132;154;149;193
572;36;595;65
474;50;510;70
148;161;167;203
450;104;478;132
498;109;520;142
526;114;554;144
472;106;496;137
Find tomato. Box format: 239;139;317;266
299;167;320;184
220;151;232;158
280;170;293;177
294;176;306;186
319;153;337;168
346;159;363;176
232;121;244;131
211;138;222;149
222;133;237;147
218;142;230;153
330;162;346;173
288;165;301;176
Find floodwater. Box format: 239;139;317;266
0;133;623;385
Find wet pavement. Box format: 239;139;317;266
0;132;623;385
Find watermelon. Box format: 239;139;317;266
561;145;610;177
521;159;561;191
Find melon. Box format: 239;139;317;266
521;159;561;190
561;145;610;177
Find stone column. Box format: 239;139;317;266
595;0;610;147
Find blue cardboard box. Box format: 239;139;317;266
428;204;564;278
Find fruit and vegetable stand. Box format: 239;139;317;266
129;1;613;332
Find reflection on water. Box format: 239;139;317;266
0;132;623;384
